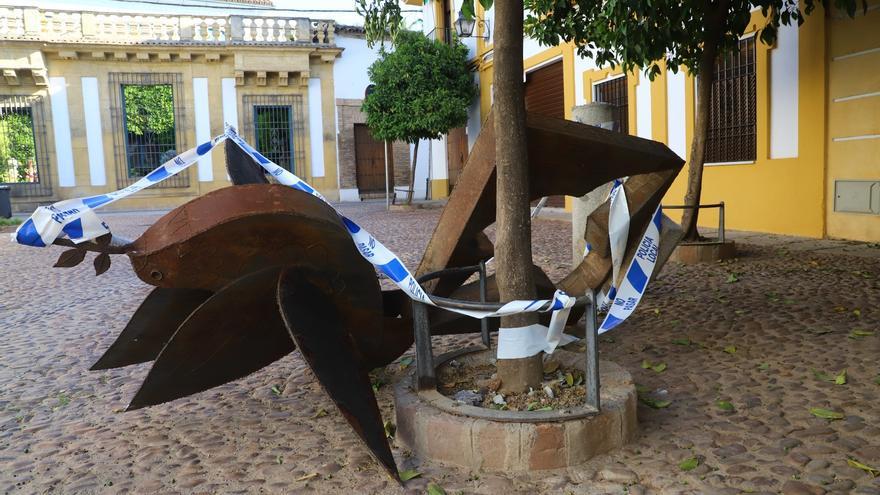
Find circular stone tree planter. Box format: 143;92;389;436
671;240;736;263
394;347;637;472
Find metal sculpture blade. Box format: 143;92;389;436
91;287;212;370
127;267;294;410
225;139;269;185
277;267;401;483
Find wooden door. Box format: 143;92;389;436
525;60;566;207
354;124;391;198
446;127;468;190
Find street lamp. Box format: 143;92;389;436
453;10;489;40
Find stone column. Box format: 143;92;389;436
571;102;616;265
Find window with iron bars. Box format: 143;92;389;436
706;36;757;163
242;95;306;177
593;75;629;134
0;95;52;197
122;84;177;179
109;73;188;188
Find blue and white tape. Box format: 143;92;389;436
12;125;658;357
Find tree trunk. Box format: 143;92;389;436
680;6;726;241
493;0;541;394
406;140;419;205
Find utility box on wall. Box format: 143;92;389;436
834;180;880;215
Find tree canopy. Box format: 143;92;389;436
362;30;477;144
524;0;866;79
123;84;175;137
0;111;37;183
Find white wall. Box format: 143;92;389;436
334;35;382;100
666;70;687;160
770;24;799;159
635;74;652;140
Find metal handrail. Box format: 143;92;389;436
662;201;726;243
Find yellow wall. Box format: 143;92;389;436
825;3;880;241
659;10;827;238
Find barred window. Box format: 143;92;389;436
109;73;188;188
593;75;629;134
254;105;294;171
242;95;306;177
122;84;177;178
0;95;51;197
707;36;757;163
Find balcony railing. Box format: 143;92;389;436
0;7;335;46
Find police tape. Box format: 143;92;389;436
12;126;658;356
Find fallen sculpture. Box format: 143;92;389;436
13;114;684;483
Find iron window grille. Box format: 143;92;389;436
242;95;306;178
593;75;629;134
706;36;757;163
109;73;189;188
0;95;52;198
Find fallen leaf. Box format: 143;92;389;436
641;360;652;369
313;408;328;418
847;458;880;477
850;330;875;339
853;309;862;318
276;455;283;465
639;397;672;409
384;420;395;439
813;369;833;382
726;273;739;283
399;470;420;482
565;373;574;387
723;346;737;354
427;482;447;495
270;385;282;396
809;407;844;420
716;400;735;411
652;362;667;373
758;363;770;371
526;402;539;411
679;456;699;471
834;369;847;385
295;473;318;482
653;308;661;315
874;376;880;386
672;338;691;346
399;357;413;369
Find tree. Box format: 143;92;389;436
0;111;37;183
362;30;477;205
525;0;865;241
361;0;542;392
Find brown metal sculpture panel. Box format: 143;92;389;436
38;112;685;484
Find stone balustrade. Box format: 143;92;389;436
0;6;335;46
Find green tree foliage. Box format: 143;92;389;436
363;30;476;144
356;0;404;49
0;111;37;183
123;84;175;137
524;0;865;80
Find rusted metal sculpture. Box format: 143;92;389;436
46;112;683;483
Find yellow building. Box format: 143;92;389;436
0;5;346;212
418;1;880;242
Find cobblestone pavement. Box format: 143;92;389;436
1;202;879;495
